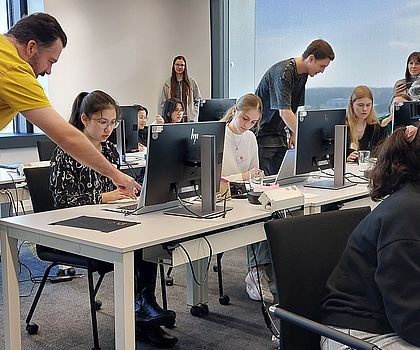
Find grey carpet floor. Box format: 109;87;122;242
0;242;279;349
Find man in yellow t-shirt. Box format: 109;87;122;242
0;12;139;196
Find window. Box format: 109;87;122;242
228;0;420;116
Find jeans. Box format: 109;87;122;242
247;241;271;268
321;327;420;350
258;146;287;176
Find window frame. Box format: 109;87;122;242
0;0;45;148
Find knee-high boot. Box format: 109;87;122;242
135;285;176;327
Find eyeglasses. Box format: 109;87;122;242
174;64;185;68
91;118;121;129
174;108;185;113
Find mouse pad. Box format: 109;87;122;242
50;215;140;233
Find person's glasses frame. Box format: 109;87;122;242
91;117;121;129
174;63;186;68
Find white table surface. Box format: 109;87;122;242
0;199;271;350
0;167;372;350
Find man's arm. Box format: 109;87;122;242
23;106;140;197
279;108;297;147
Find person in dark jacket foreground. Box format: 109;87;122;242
321;125;420;349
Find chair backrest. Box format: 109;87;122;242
265;206;371;350
36;139;57;161
23;166;55;213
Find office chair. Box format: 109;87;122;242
23;166;113;350
36;138;74;277
264;206;381;350
36;138;57;161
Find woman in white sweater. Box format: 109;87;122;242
220;94;274;303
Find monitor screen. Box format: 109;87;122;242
109;105;139;157
295;108;346;175
198;98;236;122
392;101;420;131
138;121;226;214
294;108;354;190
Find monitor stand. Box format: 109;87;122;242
304;125;356;190
165;135;232;218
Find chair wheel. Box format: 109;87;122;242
165;276;174;286
95;300;102;310
219;295;230;305
190;305;201;317
67;267;76;276
26;322;39;335
212;264;219;272
190;303;209;317
200;303;209;315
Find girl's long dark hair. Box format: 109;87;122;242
69;90;120;131
170;56;191;106
162;98;185;123
405;52;420;82
370;127;420;201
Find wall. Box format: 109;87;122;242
44;0;211;119
1;0;211;164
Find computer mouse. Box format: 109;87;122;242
247;191;262;205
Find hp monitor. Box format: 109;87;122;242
295;108;355;190
198;98;236;122
109;105;139;163
124;121;229;217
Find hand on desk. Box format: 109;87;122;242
101;189;135;203
347;151;359;162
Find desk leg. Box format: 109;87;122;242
0;202;11;218
1;231;22;350
186;258;208;306
114;251;135;350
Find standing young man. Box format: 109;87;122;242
255;39;335;175
0;12;139;196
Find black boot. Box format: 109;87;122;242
136;324;178;348
135;287;176;327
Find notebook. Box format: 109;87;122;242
263;149;309;186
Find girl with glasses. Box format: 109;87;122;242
50;90;178;348
159;55;201;122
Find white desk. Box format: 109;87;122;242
0;199;271;350
0;176;372;350
300;164;374;214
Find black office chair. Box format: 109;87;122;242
265;207;381;350
23;166;113;350
36;138;57;161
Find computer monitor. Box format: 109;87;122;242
295;108;355;190
109;105;139;162
392;101;420;131
136;121;228;217
198;98;236;122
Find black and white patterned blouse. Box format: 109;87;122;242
49;141;119;209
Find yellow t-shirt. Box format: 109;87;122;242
0;35;51;131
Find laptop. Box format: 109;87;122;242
263;149;309;186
